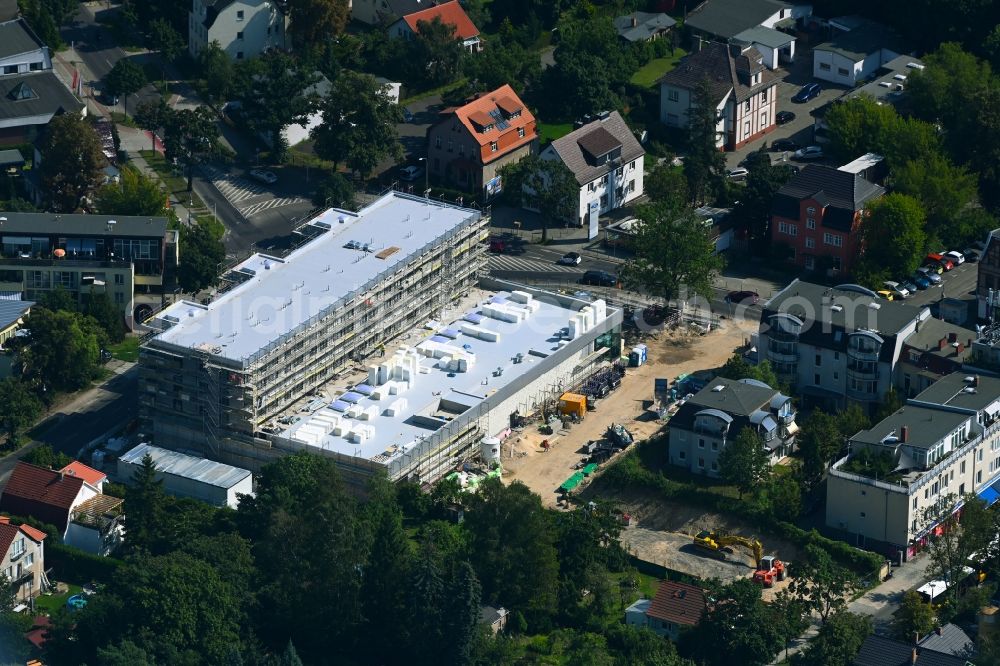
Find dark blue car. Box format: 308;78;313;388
792;83;821;103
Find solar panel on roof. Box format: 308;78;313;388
489;109;510;131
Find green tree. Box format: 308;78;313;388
312;70;404;177
40;114;105;212
198;42;235;106
793;611;873;666
95;640;157;666
463;38;540;95
500;154;579;241
874;387;904;423
464;479;559;629
37;286;77;312
97;166;167;217
835;404;870;439
23;443;73;470
685;79;726;204
690;578;782;666
854;193;926;288
237;51;320;162
177;219;226;294
21;308;104;392
759;467;802;520
894;590;937;641
276;641;304;666
797;409;843;491
286;0;349;52
791;542;859;623
620;203;723;305
162;106;219;191
312;172;356;209
644;162;688;207
104;58;147;117
0;378;42;445
772;589;810;663
923;494;995;615
124;453;166;554
133;98;169;152
411;17;467;87
718;428;770;499
149;18;184;63
823;95;899;164
731;153;794;249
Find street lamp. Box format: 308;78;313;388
418;157;429;198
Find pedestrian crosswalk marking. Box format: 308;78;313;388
487;256;582;273
239;197;308;217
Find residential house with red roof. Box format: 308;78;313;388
0;516;46;602
0;462;123;556
426;84;537;198
659;41;778;150
389;0;482;52
59;460;107;493
624;580;706;640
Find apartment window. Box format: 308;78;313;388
698;439;705;449
447;140;453;152
490;141;498;152
115;292;124;304
679;450;686;460
11;538;23;557
778;221;797;236
960;483;966;495
961;461;966;474
236;31;244;40
698;457;705;469
666;113;679;125
806;218;816;229
744;120;751;134
761;88;767;102
760;112;768;126
805;237;815;249
820;63;831;71
517;127;525;138
434;137;441;149
114;274;124;285
806;207;816;214
838;67;849;76
860;512;866;518
834;372;838;380
668;89;679;102
815;354;822;366
24;553;32;566
237;9;244;20
913;498;917;509
978;470;983;483
744;100;751;112
814;374;820;385
823;232;843;247
711;441;718;451
26;62;38;71
711;461;718;471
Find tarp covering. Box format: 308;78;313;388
340;392;363;403
560;472;585;491
979;480;1000;506
330;400;349;412
464;312;483;324
582;463;599;475
354;384;374;395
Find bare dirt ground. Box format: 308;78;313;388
503;317;757;505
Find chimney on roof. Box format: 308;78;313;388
729;43;741;58
936;626;943;636
939;337;948;351
957;343;965;355
631;14;637;27
900;425;908;443
911;647;918;664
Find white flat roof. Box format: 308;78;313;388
276;289;611;464
119;443;252;489
148;192;481;363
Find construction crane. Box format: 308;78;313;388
692;531;787;587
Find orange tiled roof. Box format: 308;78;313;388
402;0;479;40
451;84;537;163
59;460;107;487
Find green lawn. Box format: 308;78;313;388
537;122;573;144
35;583;83;614
108;337;140;363
630;49;689;88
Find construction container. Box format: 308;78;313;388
558;392;588;419
629;344;648;367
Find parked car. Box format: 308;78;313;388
973;239;988;252
725;290;759;305
939;257;955;271
249;168;277;184
726;167;749;180
924;253;946;271
900;279;918;294
402;107;414;123
876;290;896;301
792;82;821;103
580;270;617;287
793;145;824;160
776;110;796;124
883;281;910;299
771;138;801;152
910;273;931;290
917;266;943;283
944;250;965;265
399;165;424;181
963;248;981;263
558;252;582;266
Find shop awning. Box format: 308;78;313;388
978;480;1000;506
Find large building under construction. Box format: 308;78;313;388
139;193;623;487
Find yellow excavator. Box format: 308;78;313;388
693;530;788;587
693;530;763;563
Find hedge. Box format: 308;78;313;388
600;445;884;578
47;543;123;584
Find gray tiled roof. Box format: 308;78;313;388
917;624;974;657
771;165;884;231
734;25;795;49
912;373;1000;414
687;377;779;416
0;71;83;123
851;404;970;451
685;0;791;39
0;18;46;61
613;12;676;42
546;111;644;186
854;634;970;666
814;20;905;62
659;42;774;104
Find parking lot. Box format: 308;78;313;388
902;259;977;310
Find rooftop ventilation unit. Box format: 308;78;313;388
712;384;725;392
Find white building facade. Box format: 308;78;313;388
189;0;287;60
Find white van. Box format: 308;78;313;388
883;281;910;299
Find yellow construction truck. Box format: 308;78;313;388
692;530;787;587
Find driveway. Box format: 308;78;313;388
726;50;849;170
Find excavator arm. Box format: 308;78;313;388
692;531;763;563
